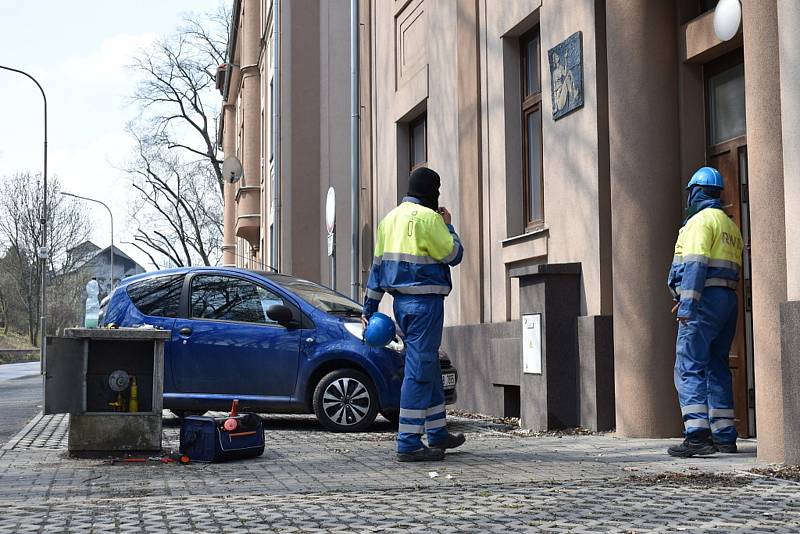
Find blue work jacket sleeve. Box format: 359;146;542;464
362;263;384;318
667;264;681;301
362;221;386;318
444;225;464;266
677;261;708;318
676;217;715;319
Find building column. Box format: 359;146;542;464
606;0;683;438
221;102;237;266
777;0;800;464
236;0;262;250
456;0;483;325
741;0;787;463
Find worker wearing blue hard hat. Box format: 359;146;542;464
362;166;465;462
666;166;743;457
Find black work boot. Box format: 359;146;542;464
667;436;716;458
429;433;466;451
396;447;445;462
714;441;738;453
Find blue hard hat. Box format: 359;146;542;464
687;166;724;190
363;312;396;347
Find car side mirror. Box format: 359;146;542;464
267;304;294;326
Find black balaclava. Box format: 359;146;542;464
407;167;440;211
684;186;722;224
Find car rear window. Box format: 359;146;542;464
126;274;185;318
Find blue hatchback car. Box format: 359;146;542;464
100;267;458;432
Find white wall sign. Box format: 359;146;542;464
522;314;542;374
325;187;336;233
325;187;336;257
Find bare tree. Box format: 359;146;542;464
0;173;92;345
127;130;223;267
125;5;230;268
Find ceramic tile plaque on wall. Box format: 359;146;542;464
548;31;584;120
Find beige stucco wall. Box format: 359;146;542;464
221;0;349;283
318;0;355;292
483;0;609;322
368;0;609;325
482;0;542;324
539;0;610;317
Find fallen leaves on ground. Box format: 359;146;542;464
449;410;604;437
750;465;800;482
626;471;752;488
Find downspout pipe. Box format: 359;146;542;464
271;0;281;271
350;0;360;299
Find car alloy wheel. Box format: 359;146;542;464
313;369;379;432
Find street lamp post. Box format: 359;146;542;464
0;65;48;365
60;193;114;291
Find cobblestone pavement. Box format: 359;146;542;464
1;412;798;533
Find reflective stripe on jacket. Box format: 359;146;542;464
363;198;463;317
667;207;743;318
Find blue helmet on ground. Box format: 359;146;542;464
687;166;724;190
363;312;396;347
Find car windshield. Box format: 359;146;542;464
258;273;362;316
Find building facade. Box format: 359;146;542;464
218;0;354;290
357;0;800;464
223;0;800;464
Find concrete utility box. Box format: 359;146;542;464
44;328;169;453
510;263;582;431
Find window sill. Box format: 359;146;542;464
501;226;549;247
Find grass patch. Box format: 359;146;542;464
0;330;39;364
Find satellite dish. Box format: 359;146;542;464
222;156;243;184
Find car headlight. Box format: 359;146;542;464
343;322;405;352
386;336;405;353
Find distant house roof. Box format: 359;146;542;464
68;241;101;265
68;240;144;274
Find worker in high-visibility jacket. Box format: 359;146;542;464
666;166;743;457
362;166;465;462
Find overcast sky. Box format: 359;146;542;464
0;0;223;270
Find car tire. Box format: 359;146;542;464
380;409;400;427
313;369;379;432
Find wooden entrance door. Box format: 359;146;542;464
707;139;752;437
704;49;752;436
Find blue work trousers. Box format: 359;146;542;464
393;294;449;453
674;286;738;444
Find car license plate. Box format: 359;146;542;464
442;373;456;388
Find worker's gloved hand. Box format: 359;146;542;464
360;315;369;331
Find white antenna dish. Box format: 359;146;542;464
222;156;244;184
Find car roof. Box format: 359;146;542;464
119;266;314;287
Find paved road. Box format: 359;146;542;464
0;363;41;446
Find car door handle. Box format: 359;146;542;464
178;327;193;336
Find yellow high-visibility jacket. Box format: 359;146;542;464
363;198;463;317
667;207;743;318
